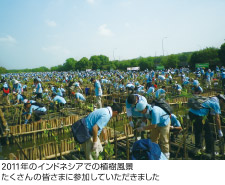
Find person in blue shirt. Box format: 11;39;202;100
126;94;147;128
170;114;182;142
23;82;27;91
23;101;47;123
146;86;155;98
74;92;86;102
13;92;26;104
173;82;182;95
118;82;125;92
74;103;122;160
191;80;203;94
188;94;225;157
12;80;23;94
221;69;225;89
126;82;135;93
155;86;166;100
73;81;83;93
205;69;212;89
52;93;66;105
34;78;43;99
57;85;66;97
91;77;102;108
136;100;171;159
136;85;145;94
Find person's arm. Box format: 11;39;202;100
215;114;221;130
102;128;108;143
26;114;31;121
92;124;99;143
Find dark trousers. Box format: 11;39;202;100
189;111;214;153
33;110;46;121
222;79;225;89
36;93;42;99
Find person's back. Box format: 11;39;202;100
85;107;111;136
53;95;66;104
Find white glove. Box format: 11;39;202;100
92;142;98;151
129;121;134;128
218;130;223;138
170;126;174;129
141;122;146;127
137;127;144;132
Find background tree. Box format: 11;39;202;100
189;47;219;70
63;58;77;71
0;66;7;74
219;43;225;66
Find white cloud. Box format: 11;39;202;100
87;0;95;4
0;35;16;43
45;20;57;27
42;45;70;55
98;24;113;36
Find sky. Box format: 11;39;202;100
0;0;225;69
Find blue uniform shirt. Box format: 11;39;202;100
189;99;221;116
85;107;112;136
94;80;102;96
28;105;47;115
75;92;86;101
36;83;43;93
155;89;166;99
53;95;66;104
171;114;181;127
145;105;170;127
146;87;155;94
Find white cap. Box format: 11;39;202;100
135;100;147;112
23;99;28;103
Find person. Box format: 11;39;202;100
73;81;83;93
173;81;182;95
191;80;203;94
136;100;171;159
91;77;102;108
170;114;182;142
72;103;122;160
13;92;26;104
146;85;155;99
221;69;225;89
126;94;147;128
74;92;86;102
188;94;225;157
1;82;10;105
57;85;66;97
12;80;23;94
23;100;47;123
52;93;66;105
34;78;43;99
126;81;135;93
155;86;166;100
205;69;212;89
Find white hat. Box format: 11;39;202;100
23;99;28;103
135;100;147;112
14;80;19;84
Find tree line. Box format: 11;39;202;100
1;43;225;74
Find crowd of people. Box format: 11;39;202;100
1;65;225;160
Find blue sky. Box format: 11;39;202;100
0;0;225;69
